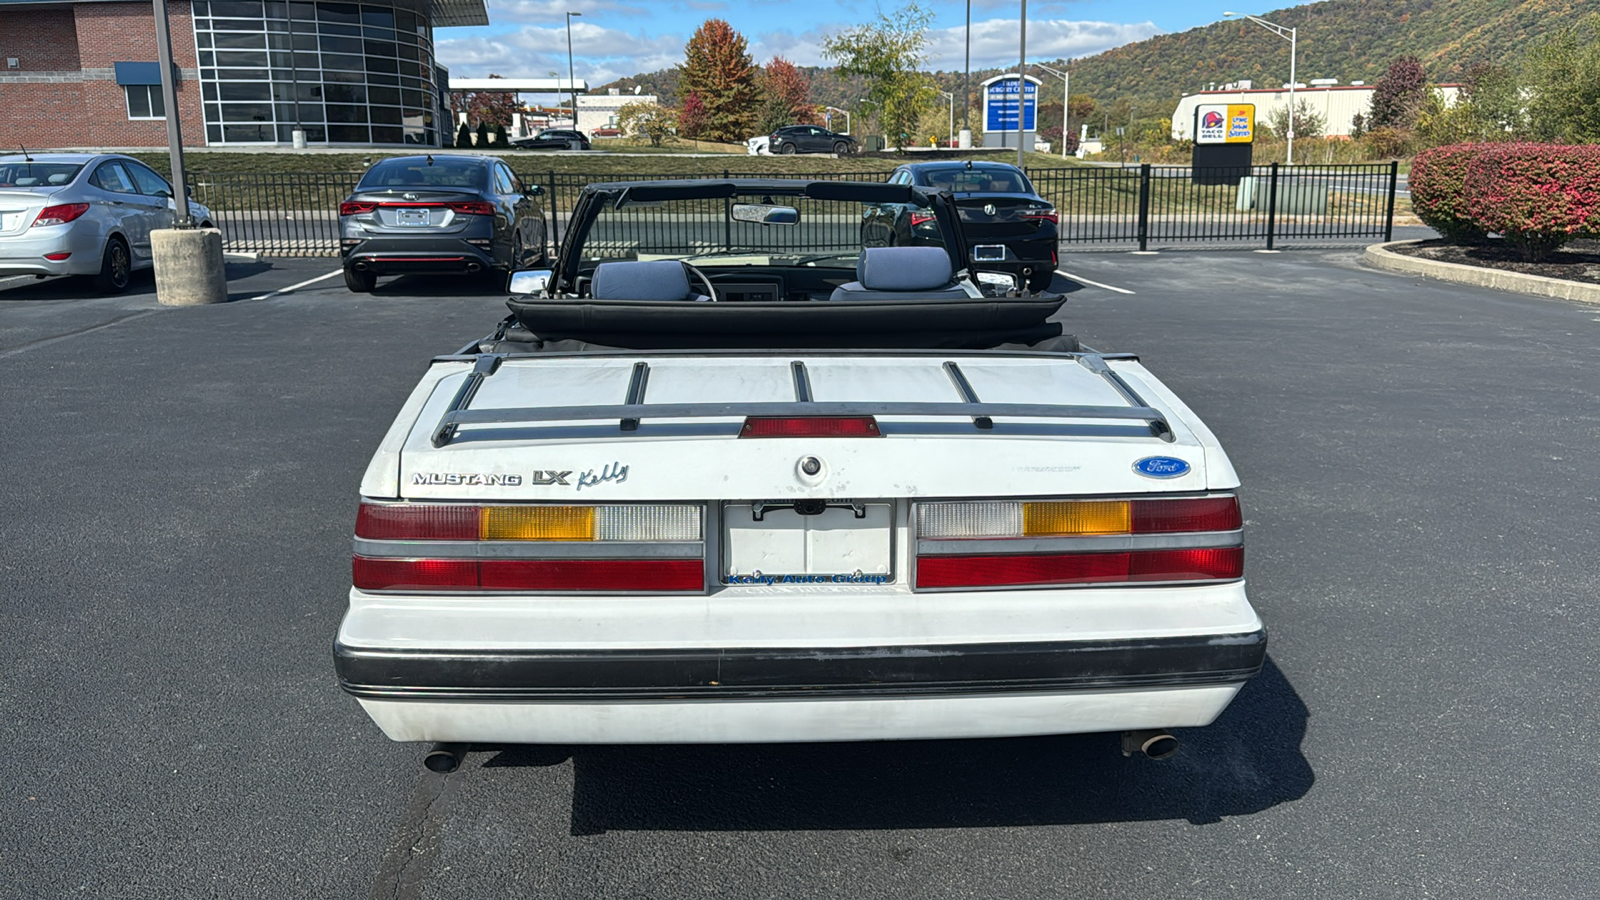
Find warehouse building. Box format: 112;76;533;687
1171;80;1463;140
0;0;485;148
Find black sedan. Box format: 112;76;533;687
769;125;858;155
337;155;547;293
511;129;591;151
863;161;1058;293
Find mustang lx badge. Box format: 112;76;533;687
411;473;523;486
1132;456;1192;479
576;461;628;491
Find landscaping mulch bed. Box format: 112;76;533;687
1391;237;1600;286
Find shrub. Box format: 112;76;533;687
1362;126;1414;160
1462;142;1600;260
454;123;472;149
1410;143;1490;243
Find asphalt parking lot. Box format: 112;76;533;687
3;245;1598;898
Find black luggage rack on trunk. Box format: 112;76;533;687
427;351;1174;448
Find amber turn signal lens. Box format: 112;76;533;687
481;506;596;541
1022;501;1131;536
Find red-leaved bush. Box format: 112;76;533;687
1410;143;1490;243
1462;142;1600;260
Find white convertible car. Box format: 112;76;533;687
335;179;1266;772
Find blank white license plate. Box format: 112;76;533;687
0;212;22;231
396;209;431;226
972;244;1008;261
722;502;893;585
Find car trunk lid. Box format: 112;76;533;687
0;188;55;237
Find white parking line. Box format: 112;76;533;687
247;268;343;301
1054;269;1135;295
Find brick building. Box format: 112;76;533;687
0;0;486;149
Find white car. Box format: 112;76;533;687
335;178;1266;772
746;136;770;155
0;153;213;292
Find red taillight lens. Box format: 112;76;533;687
353;556;704;592
916;547;1242;589
740;416;882;438
1023;208;1059;224
447;201;496;216
1132;496;1241;533
909;211;937;227
44;251;72;261
480;559;703;592
339;200;378;216
357;503;479;540
32;203;90;227
354;556;479;590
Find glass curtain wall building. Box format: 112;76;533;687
191;0;454;145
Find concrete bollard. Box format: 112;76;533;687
151;227;229;306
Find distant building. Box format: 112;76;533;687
0;0;486;149
1171;79;1463;140
575;88;656;135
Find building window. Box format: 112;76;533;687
126;85;166;120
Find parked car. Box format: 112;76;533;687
334;177;1266;772
0;152;213;293
745;135;771;155
337;154;547;293
866;161;1059;293
768;125;858;155
511;129;591;151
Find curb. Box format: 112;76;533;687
1363;240;1600;305
223;251;263;263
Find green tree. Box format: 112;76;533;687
618;101;679;147
822;1;936;150
678;19;761;142
474;120;489;147
1522;13;1600;143
755;57;816;134
1265;99;1327;141
493;123;508;146
454;122;473;149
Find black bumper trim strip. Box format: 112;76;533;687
335;631;1266;702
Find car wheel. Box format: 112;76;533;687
833;141;849;155
343;264;377;293
92;236;132;294
1027;269;1055;293
780;143;797;155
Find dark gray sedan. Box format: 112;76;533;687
338;155;547;293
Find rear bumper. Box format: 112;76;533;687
342;230;498;274
335;630;1265;743
0;225;105;276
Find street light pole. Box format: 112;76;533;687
566;11;582;130
1224;11;1297;165
938;91;954;146
151;0;192;226
825;106;850;134
962;0;971;132
1017;0;1027;169
1034;61;1068;159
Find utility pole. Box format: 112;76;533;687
962;0;971;131
566;11;582;130
152;0;191;226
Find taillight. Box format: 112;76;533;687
915;495;1243;589
740;416;881;438
446;201;496;216
908;211;937;227
339;200;378;216
1022;207;1058;224
353;502;705;592
32;203;90;227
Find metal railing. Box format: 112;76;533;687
188;162;1397;257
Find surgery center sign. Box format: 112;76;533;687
1195;103;1255;144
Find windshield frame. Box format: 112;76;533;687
549;179;968;295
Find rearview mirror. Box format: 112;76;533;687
732;203;799;226
508;268;553;294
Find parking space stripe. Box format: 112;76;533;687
1055;269;1135;295
248;268;344;301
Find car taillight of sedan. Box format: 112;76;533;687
339;201;497;216
32;203;90;227
1021;207;1059;224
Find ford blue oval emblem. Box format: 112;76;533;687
1133;456;1191;479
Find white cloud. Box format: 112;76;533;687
436;21;683;84
482;0;650;26
927;18;1162;70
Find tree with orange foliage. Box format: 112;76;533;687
756;57;818;133
679;19;760;142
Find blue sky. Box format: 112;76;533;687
436;0;1240;88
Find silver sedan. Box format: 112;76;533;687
0;153;212;293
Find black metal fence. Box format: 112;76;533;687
188;162;1398;257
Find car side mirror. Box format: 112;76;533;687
509;268;553;295
525;184;544;196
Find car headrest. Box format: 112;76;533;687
857;246;953;292
47;173;71;184
15;177;37;186
591;260;696;301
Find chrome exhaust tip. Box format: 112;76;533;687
1121;730;1180;760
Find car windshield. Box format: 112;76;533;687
579;191;940;270
358;159;485;190
918;167;1033;193
0;162;84;189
